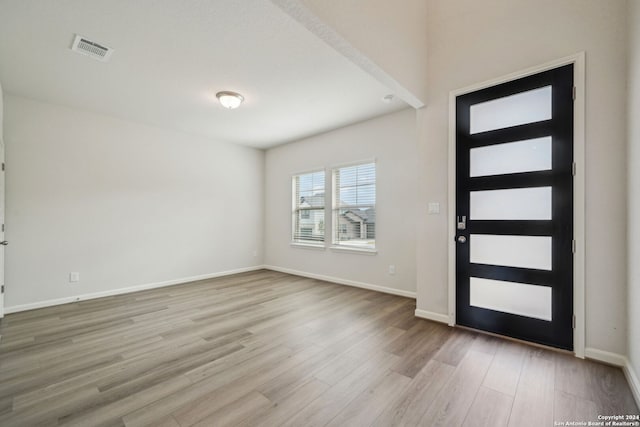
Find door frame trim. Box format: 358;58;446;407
447;52;586;358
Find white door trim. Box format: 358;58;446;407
0;79;4;320
447;52;586;358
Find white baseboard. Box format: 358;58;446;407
4;265;265;314
584;347;627;367
624;358;640;409
414;308;450;325
263;265;416;299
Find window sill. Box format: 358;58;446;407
329;245;378;255
290;242;326;250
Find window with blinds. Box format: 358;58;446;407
332;162;376;249
292;170;325;244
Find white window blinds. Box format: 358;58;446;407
332;162;376;249
292;171;325;244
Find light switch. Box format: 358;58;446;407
428;202;440;214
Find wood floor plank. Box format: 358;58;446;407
462;386;513;427
392;322;451;378
0;385;101;427
183;340;290;384
124;344;302;427
13;382;101;412
57;375;192;427
140;415;179;427
0;396;12;417
255;345;342;403
555;352;592;401
554;390;599;425
344;326;407;360
586;359;640;415
419;349;494;427
325;370;412;427
507;352;555;427
470;334;501;355
165;344;324;426
0;353;124;401
432;328;477;367
238;378;329;427
312;354;363;386
482;341;526;396
384;321;435;356
0;269;636;427
371;359;456;427
190;391;271;427
284;351;401;427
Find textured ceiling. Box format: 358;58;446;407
0;0;408;148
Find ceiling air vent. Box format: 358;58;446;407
70;34;114;62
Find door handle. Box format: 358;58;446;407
0;241;8;245
457;236;467;244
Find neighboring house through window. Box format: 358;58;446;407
332;162;376;249
292;170;325;244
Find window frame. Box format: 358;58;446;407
291;169;326;247
331;160;378;254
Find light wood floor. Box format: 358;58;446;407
0;270;637;426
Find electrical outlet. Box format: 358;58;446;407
253;250;258;257
69;272;80;283
388;265;396;275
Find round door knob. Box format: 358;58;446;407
457;236;467;244
0;241;8;245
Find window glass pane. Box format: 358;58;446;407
297;172;325;192
470;137;552;177
334;207;376;247
337;165;357;187
356;184;376;206
470;277;552;321
470;86;552;134
333;162;376;248
293;171;325;243
470;234;552;270
300;193;324;208
298;174;313;192
294;209;325;242
339;187;356;205
470;187;551;220
338;185;376;206
356;163;376;185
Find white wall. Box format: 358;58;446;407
417;0;629;355
4;95;264;309
628;0;640;389
264;108;418;296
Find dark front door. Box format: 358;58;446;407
455;64;574;350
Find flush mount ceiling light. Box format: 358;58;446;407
216;91;244;109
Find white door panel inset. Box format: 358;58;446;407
470;187;552;220
470;137;552;177
470;86;552;134
470;234;552;270
470;277;552;321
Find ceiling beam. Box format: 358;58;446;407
269;0;426;109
